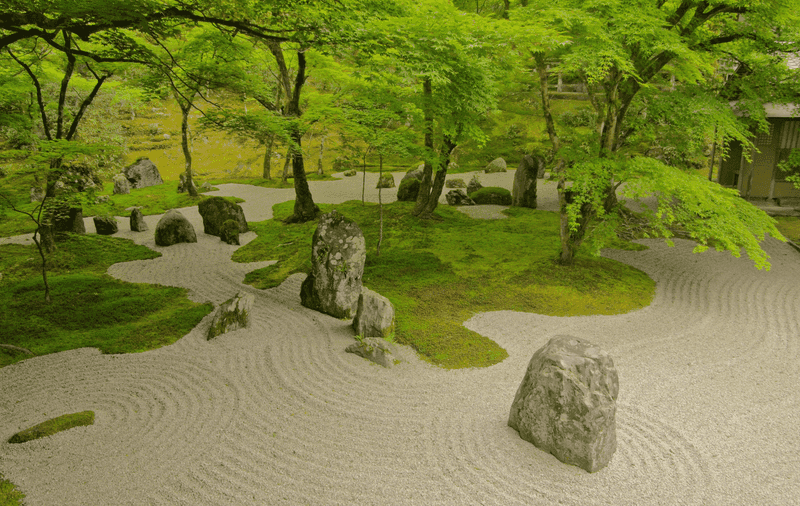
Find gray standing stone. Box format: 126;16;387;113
445;189;475;206
485;157;507;173
123;158;163;189
93;216;118;235
352;287;395;338
345;338;397;368
155;209;197;246
512;155;540;209
130;208;148;232
376;174;395;189
300;210;366;319
207;292;255;339
113;174;131;195
197;196;248;237
508;335;619;473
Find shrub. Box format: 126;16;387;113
559;107;596;127
470;186;512;205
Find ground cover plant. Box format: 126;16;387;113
773;216;800;243
0;472;24;506
234;200;654;369
8;411;95;444
0;233;213;368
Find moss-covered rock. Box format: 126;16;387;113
207;292;255;339
220;219;241;245
9;411;95;444
470;186;512;205
396;178;421;202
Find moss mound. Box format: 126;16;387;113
9;411;95;444
470;186;512;205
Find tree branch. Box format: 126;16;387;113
6;48;51;140
56;30;76;140
65;71;109;141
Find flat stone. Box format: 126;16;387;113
345;338;397;368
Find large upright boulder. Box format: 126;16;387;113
512;155;541;209
155;210;197;246
484;157;507;173
352;288;395;338
130;208;148;232
396;178;421;202
123;158;163;189
198;196;248;237
508;335;619;473
300;210;366;319
51;204;85;234
401;164;425;183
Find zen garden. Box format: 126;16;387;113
1;1;800;505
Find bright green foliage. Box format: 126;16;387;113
235;200;654;368
0;234;213;367
8;411;95;444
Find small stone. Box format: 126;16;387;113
445;178;466;188
207;292;255;339
130;208;148;232
113;174;131;195
343;169;357;177
345;338;397;368
154;209;197;246
508;335;619;473
93;216;118;235
352;288;395;338
445;189;475;206
484;157;507;173
467;175;483;195
376;174;395;189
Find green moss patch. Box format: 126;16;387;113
0;472;25;506
8;411;95;444
235;200;655;369
469;186;512;205
0;234;213;368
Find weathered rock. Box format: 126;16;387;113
123;158;163;189
445;178;466;188
352;288;395;338
467;175;483;195
177;172;198;194
113;174;131;195
198;196;248;237
207;292;255;339
130;208;148;232
51;204;85;234
376;174;395;189
95;195;109;204
30;187;44;202
346;338;397;368
333;156;352;173
446;189;475;206
155;209;197;246
401;165;425;183
200;181;213;191
300;210;366;319
485;157;507;173
93;216;118;235
508;335;619;473
220;219;240;245
512;155;540;209
471;187;512;205
396;178;421;202
343;169;357;177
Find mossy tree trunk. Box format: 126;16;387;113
175;90;199;197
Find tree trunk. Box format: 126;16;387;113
32;227;51;302
318;135;325;175
284;128;320;223
262;135;274;179
362;146;371;205
177;93;199;197
413;78;435;217
378;153;383;256
282;147;292;183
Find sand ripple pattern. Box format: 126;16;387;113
2;178;799;505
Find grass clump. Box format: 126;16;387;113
0;234;213;368
235;200;655;369
469;186;512;205
0;472;24;506
8;411;95;444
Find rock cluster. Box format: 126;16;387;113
300;210;366;319
198;196;248;238
207;292;255;339
508;335;619;473
155;210;197;246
